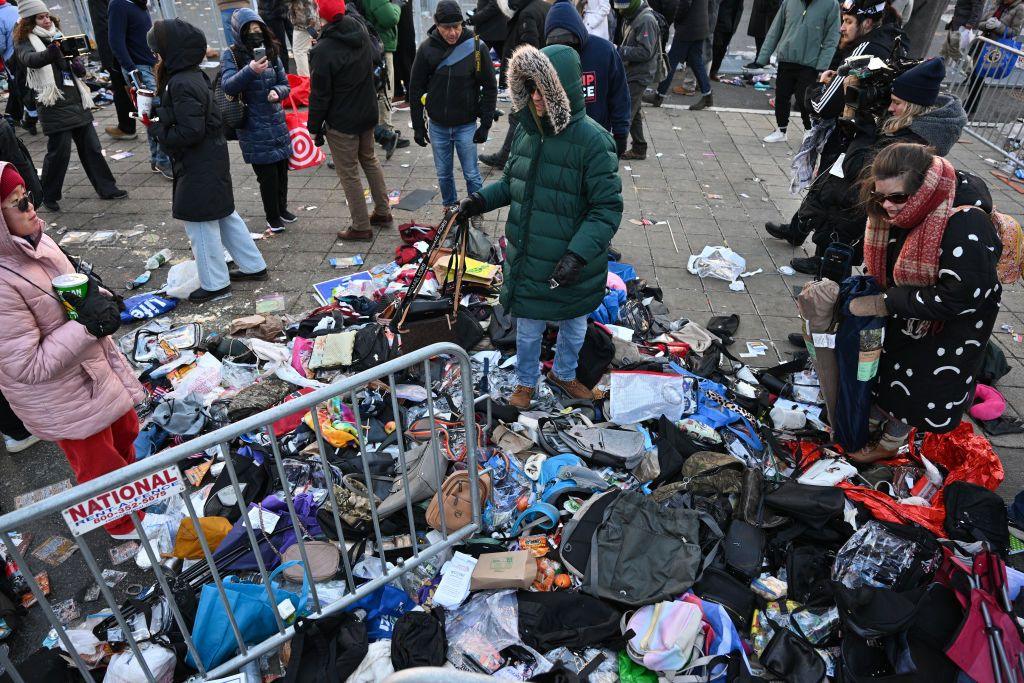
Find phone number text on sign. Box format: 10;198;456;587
61;466;185;536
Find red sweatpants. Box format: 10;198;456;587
58;409;141;536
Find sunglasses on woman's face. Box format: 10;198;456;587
871;191;910;205
5;192;32;213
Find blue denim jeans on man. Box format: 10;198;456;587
123;64;170;169
184;211;267;291
658;37;712;97
428;121;483;207
515;315;589;389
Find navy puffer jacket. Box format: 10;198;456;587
221;8;292;165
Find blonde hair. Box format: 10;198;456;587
882;101;936;134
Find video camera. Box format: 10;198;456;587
838;38;920;123
52;32;90;59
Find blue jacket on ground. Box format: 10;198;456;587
544;0;630;139
107;0;157;70
0;4;18;62
222;8;292;165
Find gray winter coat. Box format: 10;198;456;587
15;38;92;135
618;4;662;84
982;0;1024;36
906;94;967;156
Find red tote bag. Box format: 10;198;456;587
285;103;325;171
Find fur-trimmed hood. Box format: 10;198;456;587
508;44;583;135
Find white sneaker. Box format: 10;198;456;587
3;434;39;453
110;528;140;541
763;129;788;143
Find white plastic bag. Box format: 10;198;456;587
103;643;175;683
687;246;746;282
609;371;698;423
164;260;200;300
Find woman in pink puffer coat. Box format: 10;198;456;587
0;161;145;538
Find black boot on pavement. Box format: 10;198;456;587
790;256;822;276
689;94;713;111
479;152;506;169
642;89;664;107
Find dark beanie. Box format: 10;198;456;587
434;0;463;24
891;58;945;107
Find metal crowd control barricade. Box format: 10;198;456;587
0;342;482;682
945;34;1024;170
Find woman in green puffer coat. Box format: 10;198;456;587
460;43;623;409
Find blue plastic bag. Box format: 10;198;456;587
344;584;414;640
974;32;1022;79
186;560;308;670
120;293;177;322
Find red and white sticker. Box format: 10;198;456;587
62;466;185;536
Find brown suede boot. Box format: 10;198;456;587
847;432;906;464
546;372;595;400
369;211;393;226
337;227;373;241
509;385;534;409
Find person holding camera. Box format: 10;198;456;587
409;1;496;218
748;0;840;142
0;162;145;537
780;58;966;275
963;0;1024;115
150;18;269;303
14;2;127;212
309;0;391;241
847;143;1000;461
459;45;623;408
222;8;295;234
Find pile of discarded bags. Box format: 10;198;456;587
10;213;1024;683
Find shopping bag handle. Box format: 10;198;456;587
268;559;310;615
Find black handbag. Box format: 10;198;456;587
724;520;765;580
760;621;827;683
212;47;247;137
693;567;757;634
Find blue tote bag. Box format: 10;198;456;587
974;32;1022;80
186;560;309;670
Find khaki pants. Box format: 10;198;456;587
377;52;394;132
326;127;389;231
293;28;314;77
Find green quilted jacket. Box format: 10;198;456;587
362;0;401;52
478;44;623;321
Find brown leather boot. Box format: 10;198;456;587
546;372;595;400
369;211;393;226
337;227;373;241
509;385;534;409
847;432;905;464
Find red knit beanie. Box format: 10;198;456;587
0;165;25;203
317;0;345;22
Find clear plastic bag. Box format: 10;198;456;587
446;590;520;672
832;521;916;589
544;647;618;683
687;246;747;282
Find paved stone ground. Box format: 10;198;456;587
2;93;1024;662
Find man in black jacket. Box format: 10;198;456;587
410;0;497;216
309;0;391;241
479;0;549;168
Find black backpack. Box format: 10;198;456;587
575;322;614;389
203;447;273;522
284;613;367;683
350;324;396;371
517;590;624;652
944;481;1010;553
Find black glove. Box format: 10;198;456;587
71;57;85;77
46;41;63;63
744;61;763;69
314;133;325;147
549;251;586;289
614;133;627;158
414;130;429;147
458;193;486;218
473;125;490;144
62;286;122;338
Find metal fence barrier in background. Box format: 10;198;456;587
0;342;482;682
946;34;1024;171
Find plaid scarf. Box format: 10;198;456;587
863;156;957;289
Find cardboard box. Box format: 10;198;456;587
470;551;537;590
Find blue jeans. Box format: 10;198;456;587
184;211;267;290
123;65;170;168
428;121;483;207
221;8;236;46
515;315;589;389
658;36;712;97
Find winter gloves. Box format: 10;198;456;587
848;294;888;318
62;287;122;338
473;125;490;144
614;133;627;158
458;193;486;218
549;251;586;289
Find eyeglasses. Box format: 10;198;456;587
871;190;910;205
5;192;32;213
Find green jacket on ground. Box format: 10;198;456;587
362;0;401;51
756;0;840;71
477;44;623;321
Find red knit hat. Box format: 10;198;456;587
0;165;25;203
317;0;345;22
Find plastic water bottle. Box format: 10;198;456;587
145;248;171;270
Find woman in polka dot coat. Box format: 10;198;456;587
847;143;1001;462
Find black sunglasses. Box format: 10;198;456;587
6;192;32;213
871;190;910;205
